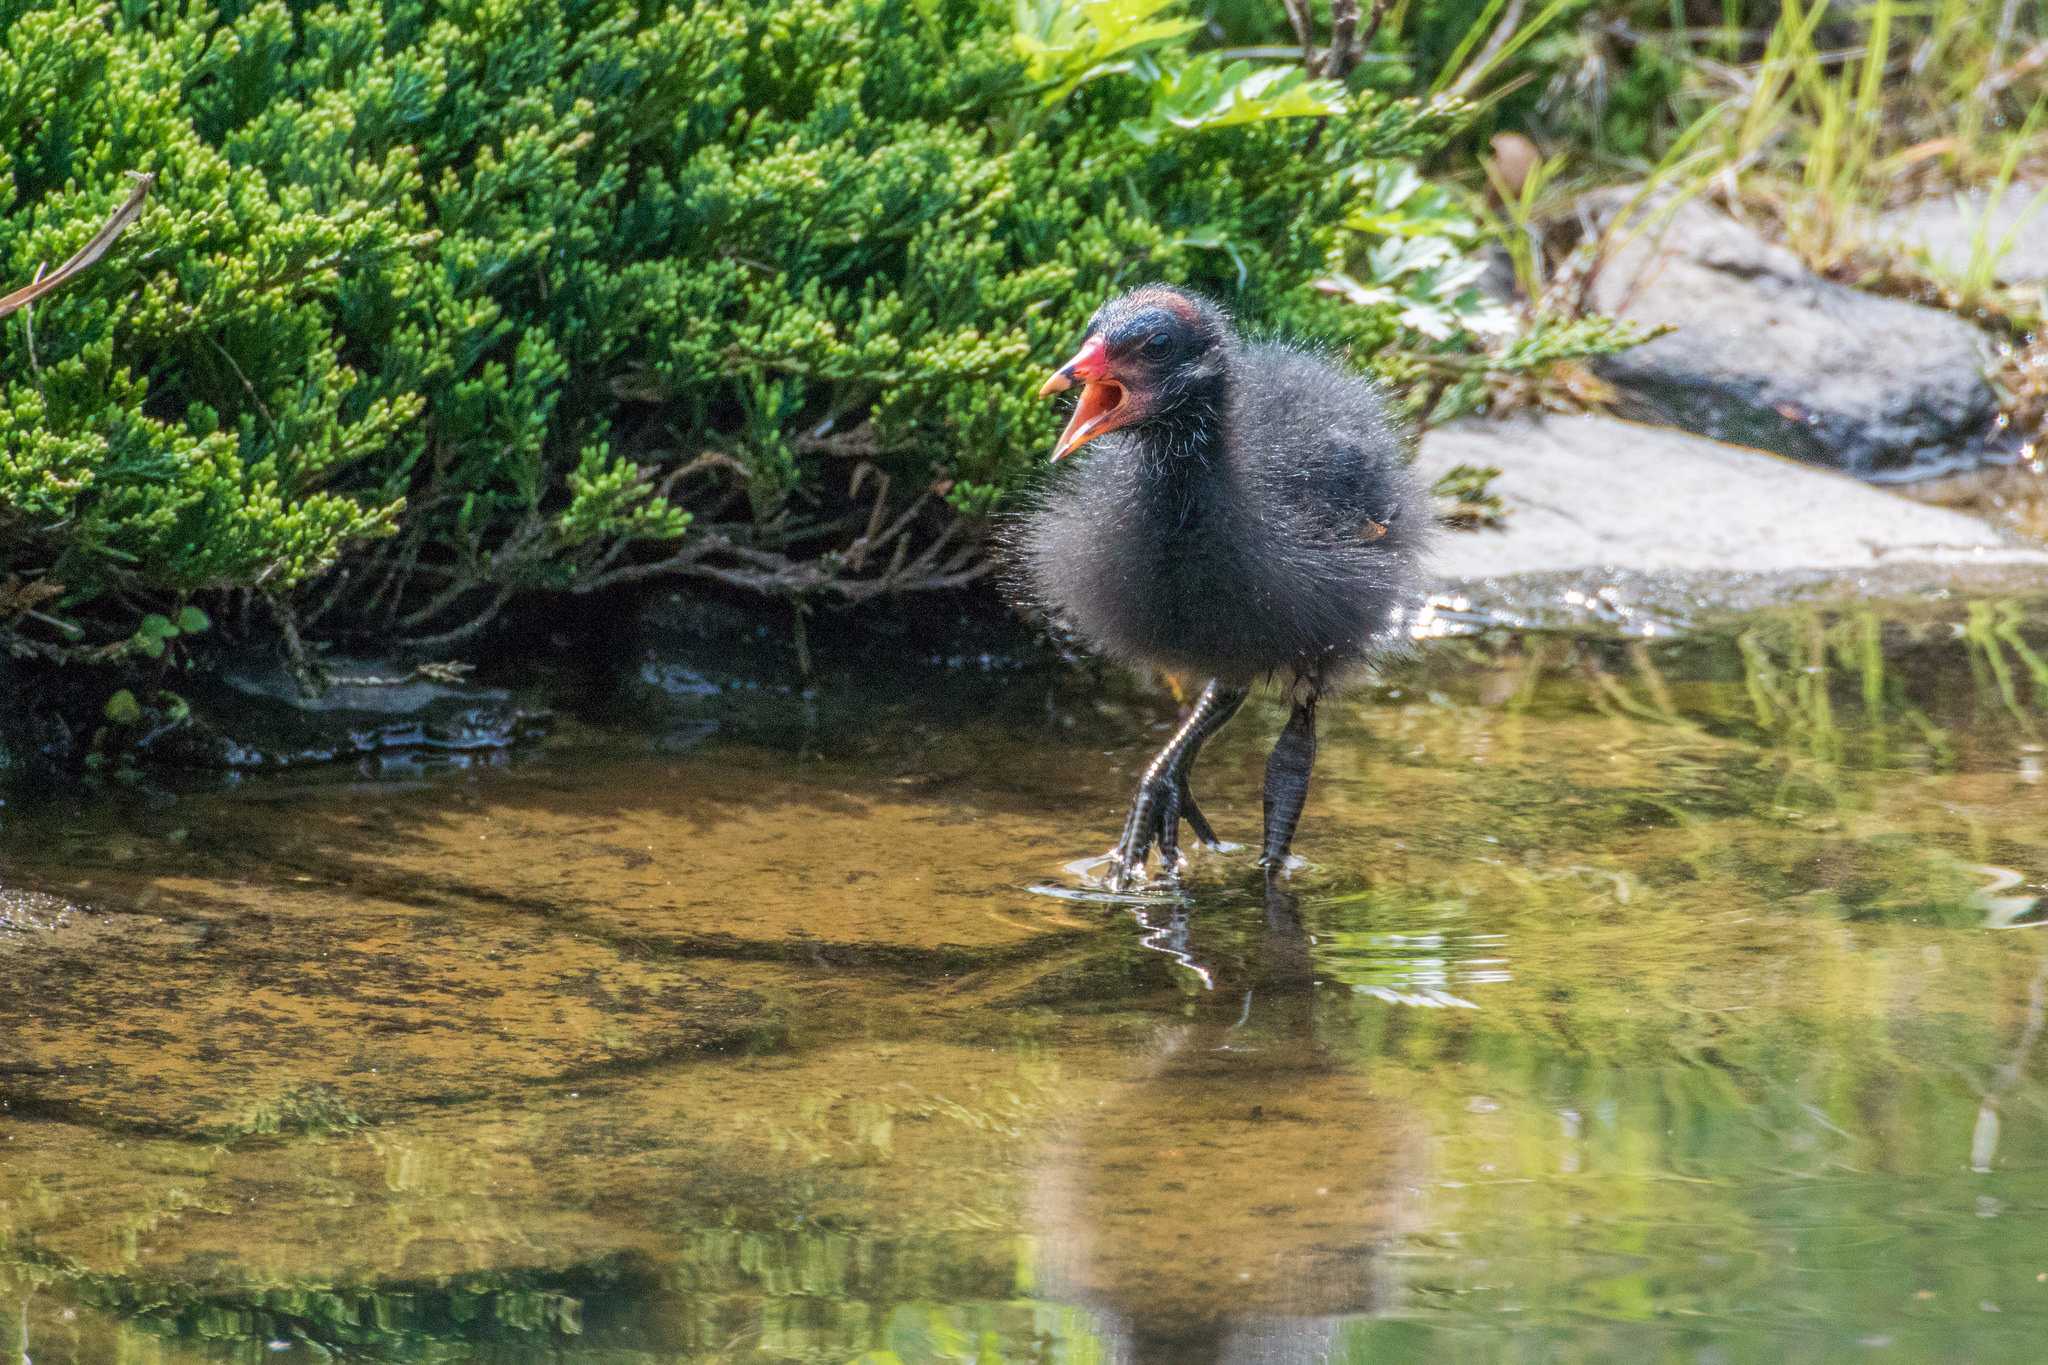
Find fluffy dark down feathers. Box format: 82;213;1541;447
1010;323;1431;687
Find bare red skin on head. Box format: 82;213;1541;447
1124;287;1201;322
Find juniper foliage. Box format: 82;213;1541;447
1;0;1486;661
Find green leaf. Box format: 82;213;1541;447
176;605;210;635
1014;0;1200;98
103;690;143;725
1126;56;1348;144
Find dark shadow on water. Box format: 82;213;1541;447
1029;876;1412;1364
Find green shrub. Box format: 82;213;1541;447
2;0;1492;664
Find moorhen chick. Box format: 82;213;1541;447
1014;285;1430;889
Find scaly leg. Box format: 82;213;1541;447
1106;679;1247;890
1259;675;1321;871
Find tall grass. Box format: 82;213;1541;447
1673;0;2042;271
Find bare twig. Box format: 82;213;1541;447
1357;0;1390;53
401;586;515;651
328;661;475;687
206;332;277;432
671;448;752;483
1287;0;1389;78
266;589;325;696
568;516;993;603
1323;0;1389;80
0;172;154;320
21;264;44;390
1280;0;1314;69
1324;0;1360;78
845;463;891;571
1982;40;2047;99
794;421;889;457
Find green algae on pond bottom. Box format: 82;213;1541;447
3;597;2048;1362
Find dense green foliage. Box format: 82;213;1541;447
14;0;2005;672
0;0;1496;662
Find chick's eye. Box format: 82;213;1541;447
1144;331;1172;356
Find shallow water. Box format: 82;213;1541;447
4;597;2048;1363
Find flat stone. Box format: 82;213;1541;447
1583;194;2000;479
149;653;551;771
1415;413;2048;633
1874;182;2048;286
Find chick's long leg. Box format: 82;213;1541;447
1107;679;1247;890
1259;676;1320;871
1170;683;1247;846
1150;684;1248;875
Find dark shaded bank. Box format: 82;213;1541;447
0;582;1094;793
12;549;2048;796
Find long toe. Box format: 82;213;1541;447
1178;783;1222;851
1152;783;1186;883
1107;774;1184;890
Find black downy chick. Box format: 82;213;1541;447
1014;285;1431;889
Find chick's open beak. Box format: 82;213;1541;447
1039;334;1130;462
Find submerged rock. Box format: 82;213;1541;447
1415;413;2048;635
0;872;790;1138
150;653;550;770
1582;194;2001;479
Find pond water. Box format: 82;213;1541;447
4;597;2048;1363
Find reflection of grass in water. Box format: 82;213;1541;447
1313;892;2048;1353
3;1233;1107;1363
1304;601;2048;1351
18;1256;615;1358
1968;599;2048;740
1458;597;2048;771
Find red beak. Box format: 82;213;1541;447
1038;335;1130;462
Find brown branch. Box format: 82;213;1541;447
794;421;889;457
1280;0;1315;69
567;519;994;603
400;587;515;652
670;449;751;484
0;173;155;320
844;463;890;571
1357;0;1390;53
265;589;324;696
1324;0;1360;79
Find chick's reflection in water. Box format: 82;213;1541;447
1030;881;1424;1364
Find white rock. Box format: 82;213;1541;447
1414;413;2047;629
1874;183;2048;287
